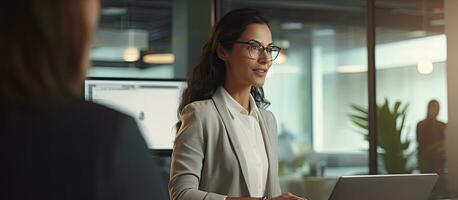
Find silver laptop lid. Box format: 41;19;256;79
328;173;438;200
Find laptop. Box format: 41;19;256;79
328;174;438;200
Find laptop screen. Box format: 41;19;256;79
328;174;438;200
84;78;186;150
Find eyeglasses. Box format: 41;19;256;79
223;40;282;61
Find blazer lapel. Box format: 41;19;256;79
211;92;251;195
257;110;275;197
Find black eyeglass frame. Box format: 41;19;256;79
221;40;282;61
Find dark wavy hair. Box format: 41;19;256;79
178;8;271;114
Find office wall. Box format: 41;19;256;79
445;0;458;194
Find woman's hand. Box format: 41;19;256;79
268;192;307;200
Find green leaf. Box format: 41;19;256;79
351;119;369;130
349;114;368;122
398;113;406;135
393;101;401;115
351;104;368;114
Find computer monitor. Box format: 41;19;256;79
328;174;438;200
84;78;186;152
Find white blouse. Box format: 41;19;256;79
218;87;269;197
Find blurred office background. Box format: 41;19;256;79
89;0;457;199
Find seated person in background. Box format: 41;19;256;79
0;0;166;199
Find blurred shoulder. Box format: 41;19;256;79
58;101;133;123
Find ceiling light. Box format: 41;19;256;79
275;40;290;49
281;22;304;30
143;53;175;64
337;65;367;73
407;30;427;38
101;7;127;16
417;60;433;74
430;19;445;26
313;29;335;37
123;47;140;62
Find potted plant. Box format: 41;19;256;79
349;99;414;173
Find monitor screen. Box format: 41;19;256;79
84;78;186;150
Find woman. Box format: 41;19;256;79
0;0;166;199
169;8;306;200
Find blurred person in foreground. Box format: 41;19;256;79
0;0;167;199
